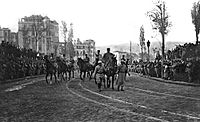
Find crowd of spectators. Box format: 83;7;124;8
0;41;45;83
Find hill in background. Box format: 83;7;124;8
96;41;187;54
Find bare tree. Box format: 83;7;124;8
20;25;30;49
31;17;47;52
191;1;200;45
139;25;146;61
67;23;75;59
147;0;171;77
61;21;68;55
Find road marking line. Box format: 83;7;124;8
80;82;200;120
128;86;200;101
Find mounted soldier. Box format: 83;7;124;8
102;48;115;68
95;50;102;66
84;54;90;64
121;55;126;63
102;48;117;89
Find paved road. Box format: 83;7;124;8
0;73;200;122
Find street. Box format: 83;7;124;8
1;73;200;122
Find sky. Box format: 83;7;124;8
0;0;198;46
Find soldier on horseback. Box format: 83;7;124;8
84;54;90;63
102;48;115;68
121;55;126;62
44;55;57;84
95;50;102;66
102;48;117;89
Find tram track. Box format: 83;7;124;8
67;78;200;121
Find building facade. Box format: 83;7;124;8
10;32;18;46
0;27;11;44
73;38;96;62
18;15;59;55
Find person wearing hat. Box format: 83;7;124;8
93;60;105;92
116;60;128;91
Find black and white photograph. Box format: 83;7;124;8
1;0;200;121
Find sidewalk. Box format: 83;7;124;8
131;72;200;87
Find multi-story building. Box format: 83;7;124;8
73;38;96;62
0;27;11;44
18;15;59;55
10;32;18;46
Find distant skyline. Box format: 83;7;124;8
0;0;198;46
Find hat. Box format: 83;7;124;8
98;60;102;64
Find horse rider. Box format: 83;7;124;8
95;50;102;66
121;55;126;62
84;54;90;63
102;48;115;68
116;60;128;91
93;60;106;92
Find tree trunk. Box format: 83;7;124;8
161;33;165;78
196;31;199;45
141;47;143;62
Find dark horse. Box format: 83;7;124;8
44;56;57;84
77;58;95;80
104;57;118;90
56;57;75;81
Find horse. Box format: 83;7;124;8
44;56;57;84
104;56;118;90
56;57;68;81
65;61;75;80
77;58;95;80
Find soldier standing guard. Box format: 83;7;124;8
93;60;105;92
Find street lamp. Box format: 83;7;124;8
147;40;151;62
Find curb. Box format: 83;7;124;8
1;75;45;85
131;72;200;87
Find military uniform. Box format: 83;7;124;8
116;61;128;91
93;61;105;92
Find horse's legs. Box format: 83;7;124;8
54;72;57;83
80;71;83;80
94;77;97;84
68;71;71;80
50;73;53;80
111;75;115;90
46;73;49;84
72;70;74;78
107;77;110;88
83;71;86;79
